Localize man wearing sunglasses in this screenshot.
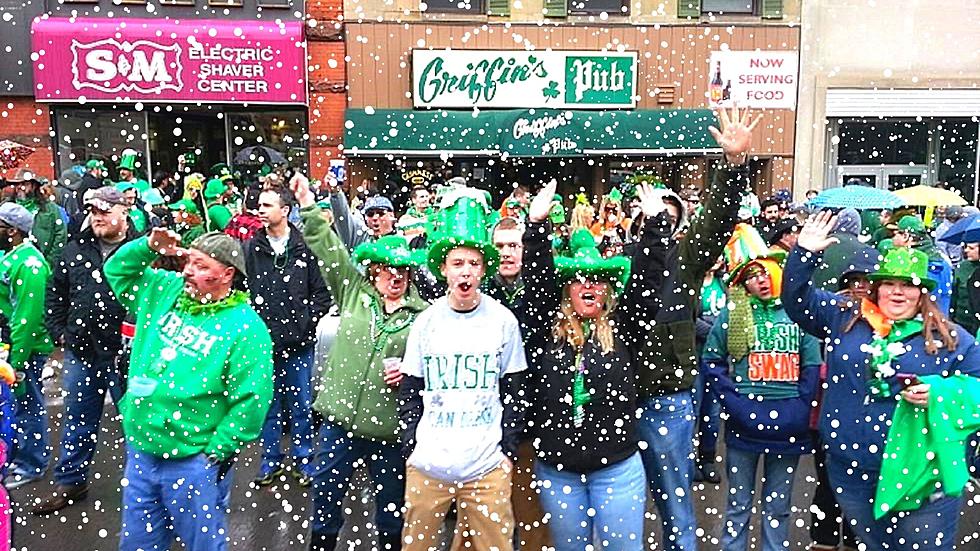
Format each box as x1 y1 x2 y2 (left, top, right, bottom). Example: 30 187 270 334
33 186 137 514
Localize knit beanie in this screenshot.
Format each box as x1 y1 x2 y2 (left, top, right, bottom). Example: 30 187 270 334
190 231 246 274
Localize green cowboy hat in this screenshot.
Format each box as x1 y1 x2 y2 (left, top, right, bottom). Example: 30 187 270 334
85 159 106 171
352 235 425 268
168 198 200 215
203 178 227 200
426 188 499 280
141 188 165 206
868 247 936 291
554 229 631 296
115 181 139 194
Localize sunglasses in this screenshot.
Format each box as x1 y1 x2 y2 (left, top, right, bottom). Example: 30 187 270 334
365 209 390 218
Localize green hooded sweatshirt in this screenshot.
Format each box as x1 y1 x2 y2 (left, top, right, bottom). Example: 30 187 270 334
0 241 53 372
300 205 429 443
875 374 980 518
105 237 274 461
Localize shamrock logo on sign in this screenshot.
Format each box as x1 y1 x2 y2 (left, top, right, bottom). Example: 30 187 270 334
542 81 560 101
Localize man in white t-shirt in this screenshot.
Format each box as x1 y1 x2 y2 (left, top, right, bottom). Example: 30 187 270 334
399 190 527 551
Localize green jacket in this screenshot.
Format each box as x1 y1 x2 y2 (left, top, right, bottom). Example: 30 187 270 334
208 204 233 232
0 241 53 371
23 201 67 267
301 205 428 443
875 374 980 518
952 260 979 335
105 237 274 461
636 164 747 397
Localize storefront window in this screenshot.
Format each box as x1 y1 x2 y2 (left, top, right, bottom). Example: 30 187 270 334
148 107 227 178
837 120 929 165
937 119 979 201
227 110 308 176
53 107 148 178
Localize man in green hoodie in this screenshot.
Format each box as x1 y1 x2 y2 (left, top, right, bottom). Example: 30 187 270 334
105 227 273 551
0 202 54 489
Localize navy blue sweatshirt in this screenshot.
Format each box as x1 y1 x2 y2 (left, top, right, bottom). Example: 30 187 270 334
782 246 980 472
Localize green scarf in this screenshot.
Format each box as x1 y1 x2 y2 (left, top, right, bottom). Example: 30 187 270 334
727 293 780 361
176 290 250 316
864 318 923 400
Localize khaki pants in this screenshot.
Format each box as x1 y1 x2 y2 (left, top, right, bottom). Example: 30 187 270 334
510 442 553 551
403 462 515 551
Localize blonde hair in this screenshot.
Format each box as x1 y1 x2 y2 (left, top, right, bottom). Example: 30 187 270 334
552 285 616 354
570 203 595 232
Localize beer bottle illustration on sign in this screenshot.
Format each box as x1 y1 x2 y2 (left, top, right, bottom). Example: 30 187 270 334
723 80 732 101
710 62 724 104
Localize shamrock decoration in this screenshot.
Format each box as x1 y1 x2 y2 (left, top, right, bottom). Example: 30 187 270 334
542 81 560 100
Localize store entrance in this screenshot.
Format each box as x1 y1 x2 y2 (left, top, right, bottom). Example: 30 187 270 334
148 111 227 179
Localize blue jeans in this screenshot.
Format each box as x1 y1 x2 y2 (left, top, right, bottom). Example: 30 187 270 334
636 392 698 551
722 448 799 551
535 452 646 551
10 354 49 478
827 455 962 550
258 346 315 476
691 371 721 460
119 446 227 551
53 350 122 486
310 420 404 537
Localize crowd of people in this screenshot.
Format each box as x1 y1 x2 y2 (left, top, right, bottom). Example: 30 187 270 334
0 106 977 551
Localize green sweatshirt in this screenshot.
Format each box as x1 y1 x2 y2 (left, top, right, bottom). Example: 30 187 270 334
0 241 53 372
207 204 233 232
105 237 274 461
875 374 980 518
301 205 428 443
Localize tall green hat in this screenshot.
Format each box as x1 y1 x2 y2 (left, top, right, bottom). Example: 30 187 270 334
426 187 500 281
723 223 787 285
203 178 227 200
353 235 425 268
554 229 631 296
118 149 139 171
868 247 936 290
210 163 233 182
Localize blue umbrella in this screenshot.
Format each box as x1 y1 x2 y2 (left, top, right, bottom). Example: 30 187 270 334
807 185 904 210
938 214 980 243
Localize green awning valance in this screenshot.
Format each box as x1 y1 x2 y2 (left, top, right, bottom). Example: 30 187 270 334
344 108 720 157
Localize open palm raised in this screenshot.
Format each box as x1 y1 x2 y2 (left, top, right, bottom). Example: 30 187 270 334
708 105 762 166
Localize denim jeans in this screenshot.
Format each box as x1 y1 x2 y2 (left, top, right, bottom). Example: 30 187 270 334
10 354 50 478
258 346 315 477
119 446 227 551
310 420 405 537
827 455 962 550
721 448 799 551
636 391 698 551
53 350 122 486
691 371 721 461
535 452 646 551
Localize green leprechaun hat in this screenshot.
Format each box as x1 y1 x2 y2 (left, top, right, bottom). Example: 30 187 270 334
353 235 426 268
868 247 936 290
426 187 500 281
118 149 139 171
554 229 631 296
203 178 227 201
723 223 787 286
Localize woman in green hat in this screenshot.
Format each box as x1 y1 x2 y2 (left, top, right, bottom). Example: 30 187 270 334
521 180 672 551
784 211 980 551
203 178 233 231
288 173 429 551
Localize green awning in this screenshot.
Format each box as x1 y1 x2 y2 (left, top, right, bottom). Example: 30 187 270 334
344 108 720 157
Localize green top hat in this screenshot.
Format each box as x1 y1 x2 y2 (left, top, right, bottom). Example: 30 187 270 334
554 229 631 296
426 188 499 281
203 178 227 200
352 235 425 268
168 198 200 215
117 149 139 171
868 247 936 290
210 163 233 181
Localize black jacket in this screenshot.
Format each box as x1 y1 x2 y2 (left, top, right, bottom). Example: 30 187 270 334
45 227 137 362
244 227 332 353
521 215 671 473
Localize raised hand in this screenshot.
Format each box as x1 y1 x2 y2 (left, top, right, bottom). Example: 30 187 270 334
148 227 184 257
289 171 315 209
636 183 667 219
797 210 839 253
708 105 762 166
529 179 559 223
